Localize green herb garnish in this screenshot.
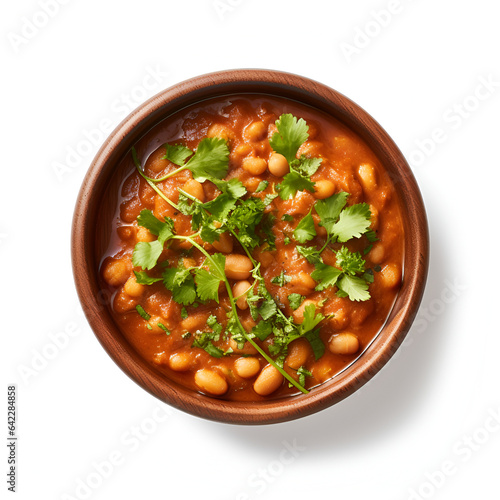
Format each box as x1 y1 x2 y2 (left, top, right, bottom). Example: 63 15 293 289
135 304 151 321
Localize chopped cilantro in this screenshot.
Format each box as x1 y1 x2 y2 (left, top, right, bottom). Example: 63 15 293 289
251 321 273 341
135 305 151 321
180 307 188 320
335 246 366 275
255 180 269 193
157 323 171 335
271 270 292 287
304 329 325 360
311 247 371 301
282 214 294 222
288 293 305 310
365 229 378 242
263 193 278 206
296 366 312 387
297 245 322 265
284 236 291 245
294 156 322 177
181 332 191 339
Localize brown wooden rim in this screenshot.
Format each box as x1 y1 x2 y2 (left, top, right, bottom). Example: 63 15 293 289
71 69 429 425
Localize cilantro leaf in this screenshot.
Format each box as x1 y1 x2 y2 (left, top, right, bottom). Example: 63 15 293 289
295 157 322 177
297 366 312 387
269 114 309 163
184 137 229 182
192 337 226 358
258 297 278 320
311 263 342 291
194 253 226 303
314 192 349 234
271 270 292 287
255 180 269 193
212 178 247 199
162 144 193 166
282 214 294 222
259 213 276 251
263 193 278 206
297 245 322 265
365 229 378 242
252 321 273 341
134 270 162 285
162 266 197 305
201 193 237 221
195 268 222 303
298 304 325 335
204 253 226 281
288 293 305 310
335 246 366 275
132 210 175 270
136 210 174 244
337 275 370 302
331 203 372 242
304 329 325 360
277 171 315 200
293 210 316 243
132 241 164 270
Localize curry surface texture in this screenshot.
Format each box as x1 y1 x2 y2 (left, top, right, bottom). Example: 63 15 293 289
98 95 404 401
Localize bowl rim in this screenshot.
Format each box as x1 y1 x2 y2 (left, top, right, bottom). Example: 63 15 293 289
71 68 429 425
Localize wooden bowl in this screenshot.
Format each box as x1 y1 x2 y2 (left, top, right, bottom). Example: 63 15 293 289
72 69 429 425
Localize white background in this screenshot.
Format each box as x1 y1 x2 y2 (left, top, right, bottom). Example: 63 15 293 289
2 1 499 499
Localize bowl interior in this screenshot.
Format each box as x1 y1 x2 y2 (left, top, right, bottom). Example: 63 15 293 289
72 70 429 424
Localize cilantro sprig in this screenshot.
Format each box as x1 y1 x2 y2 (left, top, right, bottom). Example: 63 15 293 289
291 192 375 301
130 149 313 395
269 114 323 200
